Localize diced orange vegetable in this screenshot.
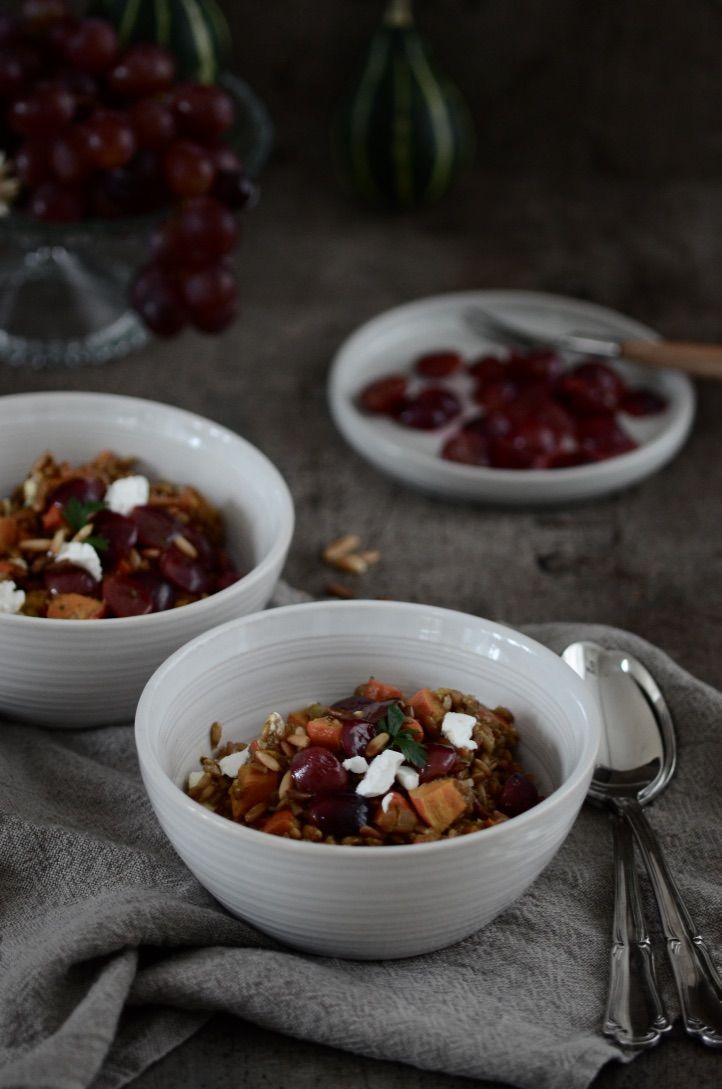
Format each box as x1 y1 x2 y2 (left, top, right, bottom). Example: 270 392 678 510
357 677 403 701
408 688 445 734
0 561 22 578
306 716 343 749
41 506 64 532
403 718 424 741
46 594 106 620
287 710 310 731
230 763 279 820
409 778 468 833
0 515 18 551
261 808 299 837
374 792 419 834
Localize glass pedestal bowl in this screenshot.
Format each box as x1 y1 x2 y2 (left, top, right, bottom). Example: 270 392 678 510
0 74 272 369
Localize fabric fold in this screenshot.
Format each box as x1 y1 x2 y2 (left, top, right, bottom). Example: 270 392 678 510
1 612 720 1089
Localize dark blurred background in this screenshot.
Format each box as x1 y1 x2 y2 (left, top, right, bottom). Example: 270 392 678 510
214 0 721 337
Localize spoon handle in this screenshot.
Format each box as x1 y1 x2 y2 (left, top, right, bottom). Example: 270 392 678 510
604 812 671 1047
622 800 722 1046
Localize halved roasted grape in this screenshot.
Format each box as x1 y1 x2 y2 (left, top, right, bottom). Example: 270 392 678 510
507 349 563 386
497 772 540 817
576 415 638 461
159 545 214 594
131 570 175 612
441 428 490 466
473 376 520 410
341 720 376 758
290 747 348 794
331 697 397 724
91 510 137 569
216 569 241 591
129 504 181 548
467 354 506 386
308 792 370 837
102 572 154 617
48 475 105 510
621 389 667 416
45 563 99 598
176 523 215 567
397 387 461 430
557 361 626 415
419 743 458 783
358 375 408 415
415 350 463 378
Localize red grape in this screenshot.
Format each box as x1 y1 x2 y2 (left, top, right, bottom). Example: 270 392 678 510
64 18 118 75
290 747 348 794
180 265 237 327
172 196 239 266
9 84 75 137
81 109 136 169
129 505 182 549
419 744 458 783
507 349 563 386
48 476 106 509
16 139 52 186
397 386 462 430
45 563 99 598
51 128 93 183
341 720 376 758
90 510 138 570
130 96 176 149
189 293 238 334
467 354 506 385
163 139 214 197
158 545 214 594
107 43 174 99
210 145 243 174
557 361 626 415
102 573 154 617
441 428 490 466
132 571 176 612
308 793 370 837
30 181 85 221
498 772 540 817
21 1 71 32
358 375 408 414
415 350 463 378
172 82 234 140
55 69 98 115
212 168 258 210
576 415 638 461
0 47 41 100
0 16 21 48
131 265 187 337
621 389 667 416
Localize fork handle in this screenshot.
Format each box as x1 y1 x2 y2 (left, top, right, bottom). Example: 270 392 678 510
604 811 670 1047
621 799 722 1046
621 340 722 380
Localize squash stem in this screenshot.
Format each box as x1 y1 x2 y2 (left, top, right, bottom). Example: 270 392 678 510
384 0 414 28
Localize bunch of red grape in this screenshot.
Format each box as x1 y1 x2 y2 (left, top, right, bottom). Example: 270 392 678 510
0 0 257 336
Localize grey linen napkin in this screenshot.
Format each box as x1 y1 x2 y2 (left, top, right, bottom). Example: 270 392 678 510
1 597 721 1089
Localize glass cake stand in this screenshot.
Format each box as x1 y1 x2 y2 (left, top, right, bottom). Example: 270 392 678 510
0 74 273 369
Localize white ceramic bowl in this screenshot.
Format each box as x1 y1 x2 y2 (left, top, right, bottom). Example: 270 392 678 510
0 392 294 727
135 600 601 959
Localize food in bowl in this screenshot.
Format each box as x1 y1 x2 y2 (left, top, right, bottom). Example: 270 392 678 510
186 676 540 845
0 450 240 619
358 347 667 469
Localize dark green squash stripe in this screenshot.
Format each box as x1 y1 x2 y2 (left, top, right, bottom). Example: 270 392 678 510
391 54 415 208
153 0 171 48
117 0 142 46
405 34 455 203
177 0 215 82
348 31 392 204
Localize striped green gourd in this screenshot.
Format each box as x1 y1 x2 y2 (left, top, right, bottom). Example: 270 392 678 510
334 0 475 210
91 0 231 83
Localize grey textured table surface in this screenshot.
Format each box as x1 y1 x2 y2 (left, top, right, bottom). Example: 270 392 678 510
2 127 721 1089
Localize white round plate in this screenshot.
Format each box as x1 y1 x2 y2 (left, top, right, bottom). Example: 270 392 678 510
328 290 696 505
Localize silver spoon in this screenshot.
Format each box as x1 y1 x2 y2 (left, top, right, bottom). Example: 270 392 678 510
563 641 722 1047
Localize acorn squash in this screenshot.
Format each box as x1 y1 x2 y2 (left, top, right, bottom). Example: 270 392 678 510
334 0 475 210
91 0 231 83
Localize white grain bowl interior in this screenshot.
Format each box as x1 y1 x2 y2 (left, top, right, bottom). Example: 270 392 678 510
135 600 601 959
0 392 294 727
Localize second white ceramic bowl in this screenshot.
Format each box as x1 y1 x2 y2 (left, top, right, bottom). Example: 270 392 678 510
0 392 294 727
135 600 601 959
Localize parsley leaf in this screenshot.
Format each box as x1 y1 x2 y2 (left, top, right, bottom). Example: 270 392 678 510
62 497 106 534
376 702 427 769
86 534 109 554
